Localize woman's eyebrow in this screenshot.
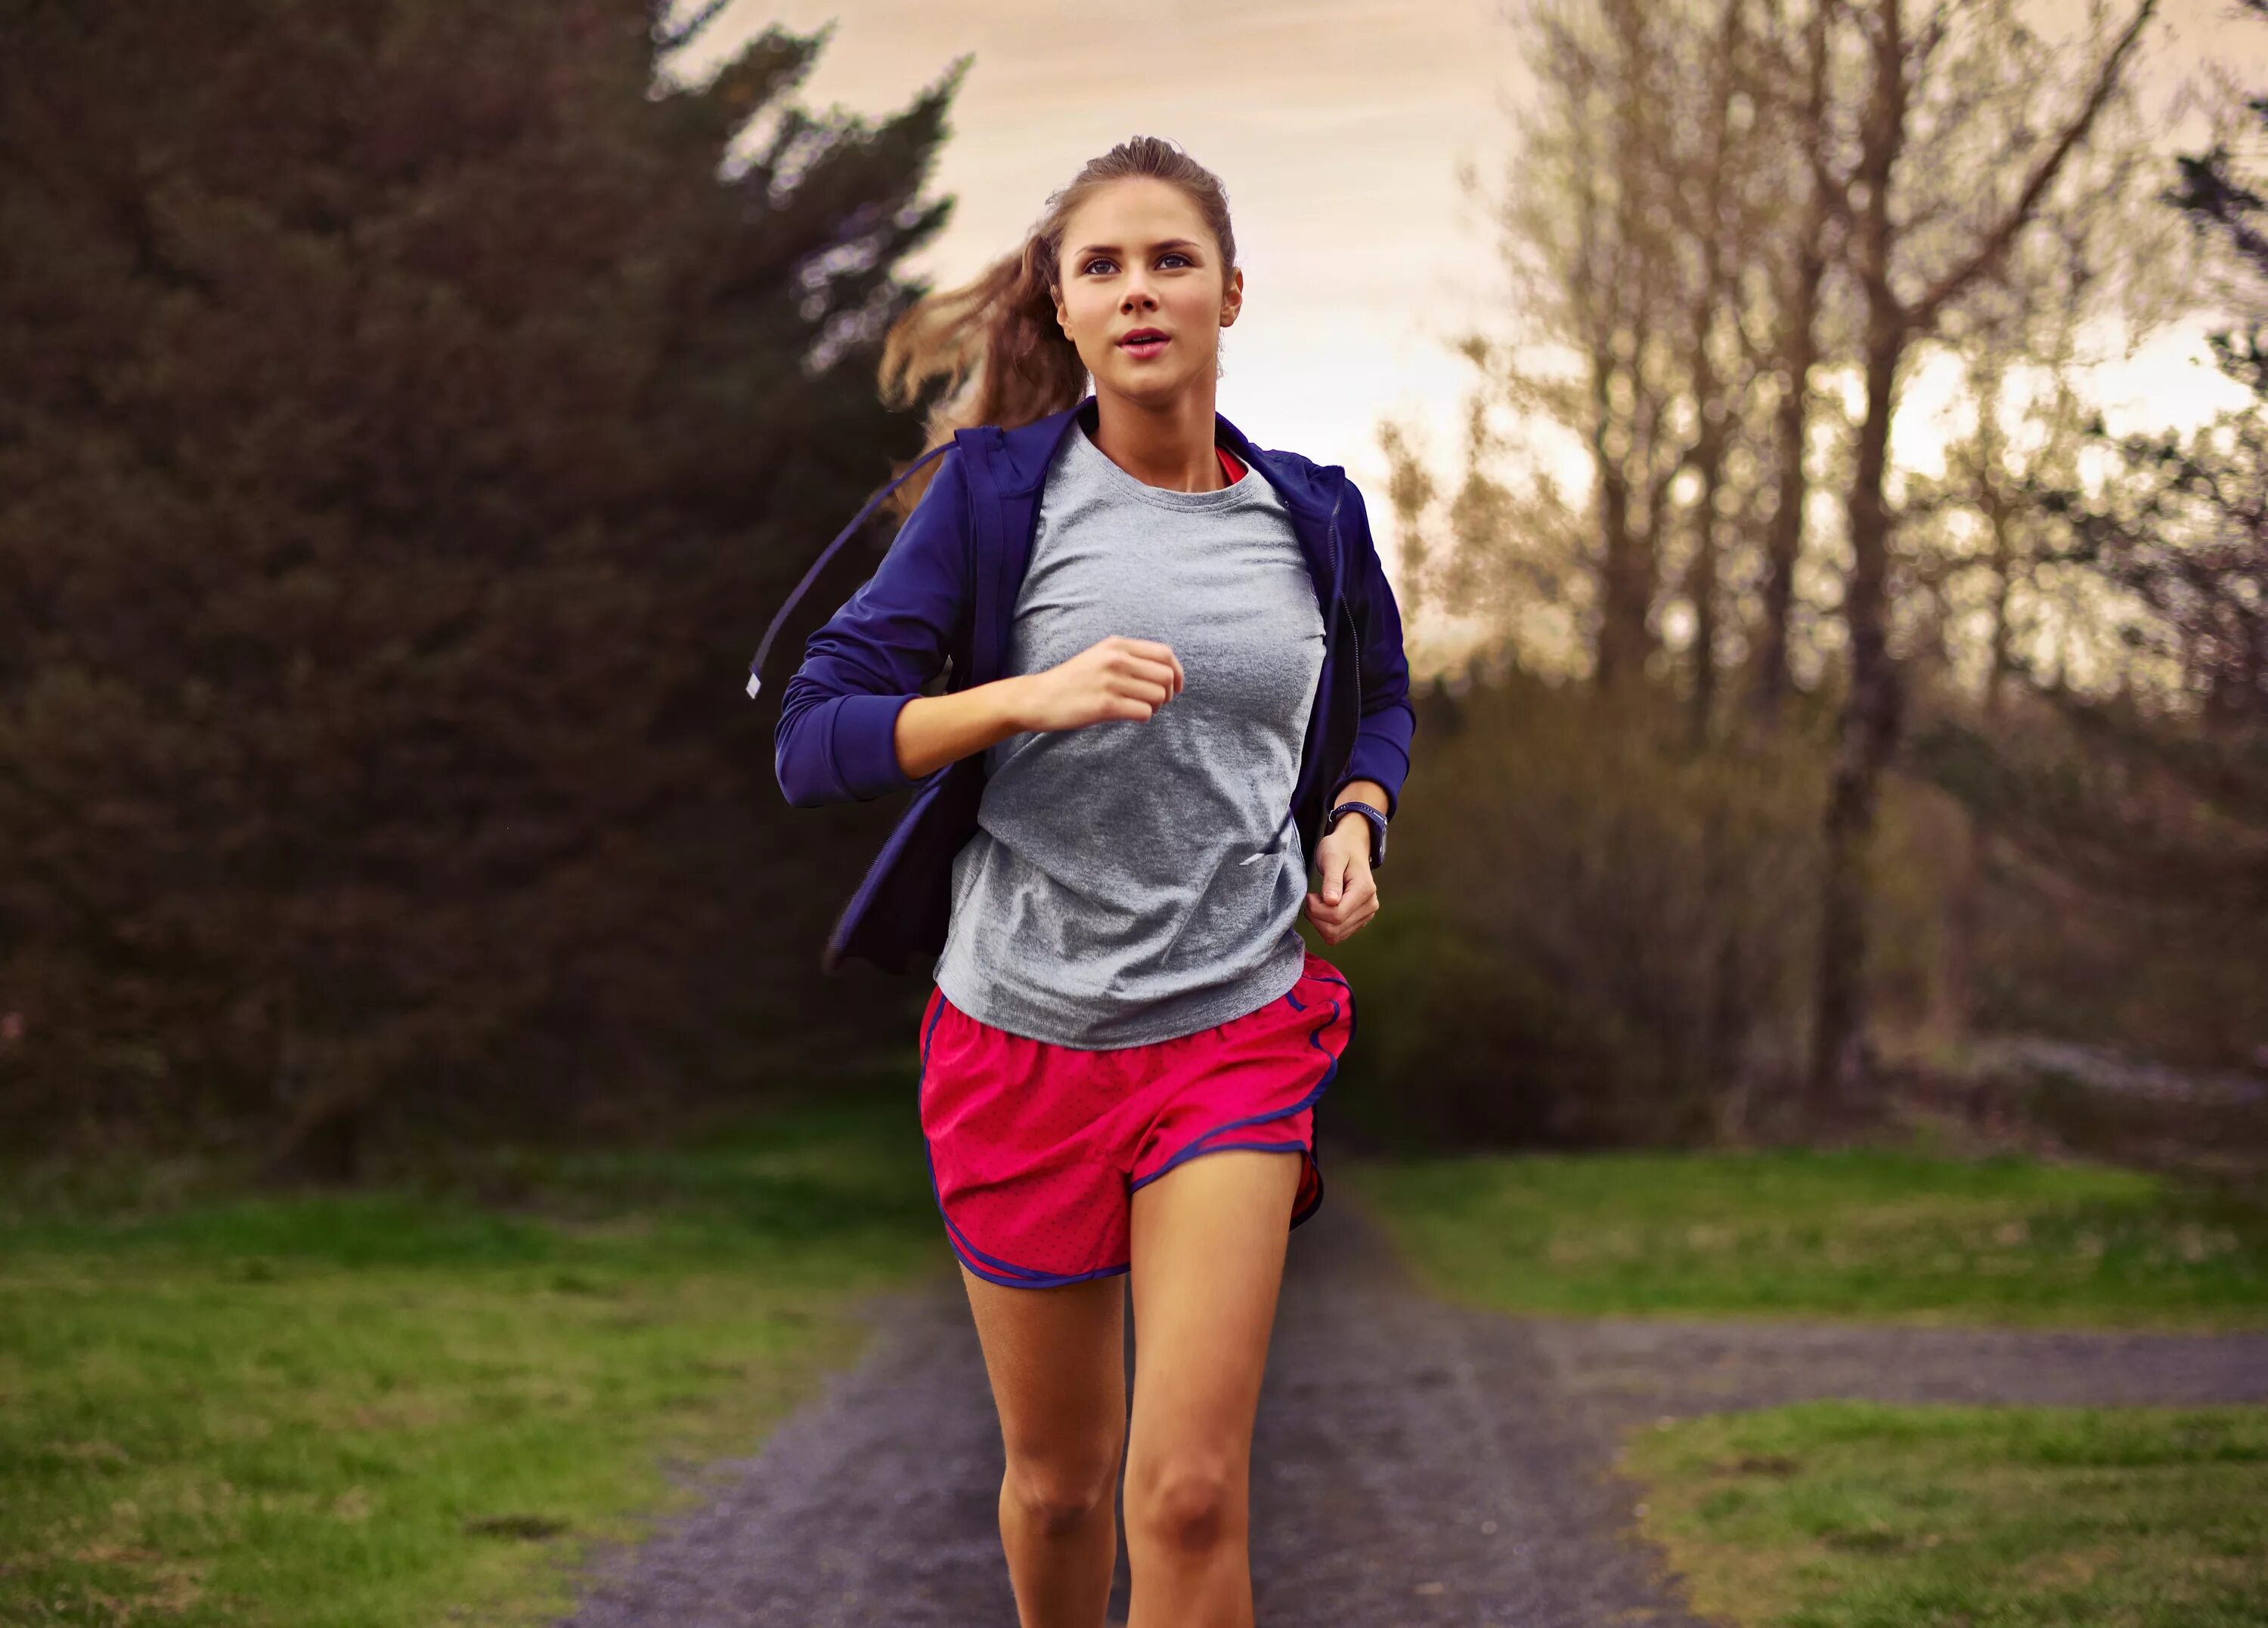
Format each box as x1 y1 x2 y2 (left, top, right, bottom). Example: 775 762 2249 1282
1071 237 1204 257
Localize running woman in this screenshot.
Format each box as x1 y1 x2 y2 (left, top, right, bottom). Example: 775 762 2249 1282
772 135 1414 1628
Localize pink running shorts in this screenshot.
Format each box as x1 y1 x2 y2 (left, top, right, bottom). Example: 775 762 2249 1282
918 946 1356 1289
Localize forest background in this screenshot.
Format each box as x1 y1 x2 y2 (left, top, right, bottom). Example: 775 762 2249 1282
3 0 2264 1179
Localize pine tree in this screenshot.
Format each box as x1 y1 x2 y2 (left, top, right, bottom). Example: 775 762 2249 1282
0 0 965 1166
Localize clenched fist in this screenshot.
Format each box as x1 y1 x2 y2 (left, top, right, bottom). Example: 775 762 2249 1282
1303 813 1380 945
1014 635 1187 733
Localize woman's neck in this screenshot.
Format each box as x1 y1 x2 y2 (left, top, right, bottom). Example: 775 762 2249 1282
1086 388 1228 493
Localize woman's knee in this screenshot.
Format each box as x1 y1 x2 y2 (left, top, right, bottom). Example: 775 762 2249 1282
1003 1442 1123 1536
1124 1453 1238 1552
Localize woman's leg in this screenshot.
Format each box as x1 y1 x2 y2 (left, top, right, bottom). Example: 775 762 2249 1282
958 1264 1129 1628
1121 1147 1304 1628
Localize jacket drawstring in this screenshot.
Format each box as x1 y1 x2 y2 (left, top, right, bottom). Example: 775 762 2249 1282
745 439 956 700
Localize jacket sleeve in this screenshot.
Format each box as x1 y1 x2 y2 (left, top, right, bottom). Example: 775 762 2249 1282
1327 477 1416 820
773 444 973 808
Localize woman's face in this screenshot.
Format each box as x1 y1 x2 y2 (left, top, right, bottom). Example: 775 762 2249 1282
1053 178 1241 403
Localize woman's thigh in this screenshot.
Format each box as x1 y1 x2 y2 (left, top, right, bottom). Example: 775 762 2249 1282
1123 1148 1303 1503
959 1264 1129 1497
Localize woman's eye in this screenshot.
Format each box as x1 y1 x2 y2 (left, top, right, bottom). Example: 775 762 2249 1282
1083 253 1192 274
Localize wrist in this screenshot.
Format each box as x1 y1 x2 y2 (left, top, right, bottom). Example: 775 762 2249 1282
990 674 1036 738
1325 796 1389 870
1330 778 1390 821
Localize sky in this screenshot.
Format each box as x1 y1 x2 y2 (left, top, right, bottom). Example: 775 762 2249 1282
675 0 2268 661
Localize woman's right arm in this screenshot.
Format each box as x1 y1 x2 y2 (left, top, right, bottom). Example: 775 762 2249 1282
894 635 1190 779
789 654 1190 795
774 439 1187 803
891 679 1031 782
773 447 977 808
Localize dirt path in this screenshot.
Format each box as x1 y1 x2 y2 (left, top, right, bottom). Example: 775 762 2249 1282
558 1181 2268 1628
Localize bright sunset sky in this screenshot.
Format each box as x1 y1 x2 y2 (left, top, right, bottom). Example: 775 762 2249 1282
678 0 2266 660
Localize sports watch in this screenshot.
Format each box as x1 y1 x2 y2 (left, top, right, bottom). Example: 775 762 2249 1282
1325 800 1388 871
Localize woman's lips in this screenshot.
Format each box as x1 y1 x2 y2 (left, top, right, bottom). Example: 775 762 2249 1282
1120 335 1170 359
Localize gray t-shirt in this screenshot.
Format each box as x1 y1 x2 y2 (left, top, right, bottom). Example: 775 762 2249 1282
930 419 1325 1048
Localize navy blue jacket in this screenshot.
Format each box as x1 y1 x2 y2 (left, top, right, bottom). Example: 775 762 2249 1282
771 394 1415 975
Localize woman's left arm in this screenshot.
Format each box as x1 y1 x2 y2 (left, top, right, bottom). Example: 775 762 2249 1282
1325 479 1414 820
1308 481 1415 945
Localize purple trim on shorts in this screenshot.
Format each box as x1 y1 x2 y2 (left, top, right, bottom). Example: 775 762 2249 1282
918 972 1351 1289
1127 992 1343 1195
922 1136 1133 1288
1303 965 1355 1050
1148 1139 1311 1186
1284 971 1342 1227
1284 958 1351 1013
919 989 1131 1290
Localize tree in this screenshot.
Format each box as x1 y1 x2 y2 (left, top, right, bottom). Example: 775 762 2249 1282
1964 61 2268 908
1804 0 2158 1110
1441 0 1772 694
0 0 963 1166
1749 0 1850 729
1413 0 1868 721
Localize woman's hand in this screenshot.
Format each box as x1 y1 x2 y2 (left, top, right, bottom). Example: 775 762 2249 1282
1304 811 1380 945
1012 635 1185 733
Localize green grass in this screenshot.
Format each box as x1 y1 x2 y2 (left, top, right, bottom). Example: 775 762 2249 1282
0 1096 947 1627
1341 1147 2268 1327
1622 1401 2268 1626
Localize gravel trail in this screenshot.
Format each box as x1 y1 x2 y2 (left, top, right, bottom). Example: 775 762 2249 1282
559 1181 2268 1627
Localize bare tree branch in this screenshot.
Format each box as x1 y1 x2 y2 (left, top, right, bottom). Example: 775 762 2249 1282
1907 0 2158 333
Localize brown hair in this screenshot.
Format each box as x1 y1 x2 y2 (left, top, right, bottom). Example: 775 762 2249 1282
874 135 1238 521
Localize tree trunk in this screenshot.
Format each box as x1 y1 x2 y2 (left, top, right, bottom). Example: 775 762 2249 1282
1594 388 1656 692
1808 0 1910 1115
1806 0 2154 1109
1752 0 1834 732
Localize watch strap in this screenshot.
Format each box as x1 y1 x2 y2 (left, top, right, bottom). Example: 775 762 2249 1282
1325 800 1388 870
